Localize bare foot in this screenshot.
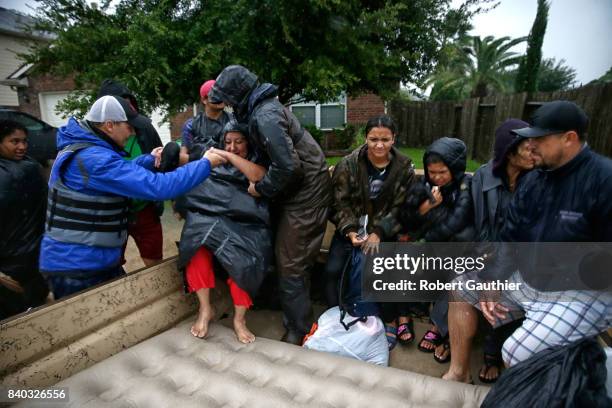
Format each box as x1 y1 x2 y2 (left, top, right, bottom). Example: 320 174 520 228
233 316 255 344
190 306 214 338
442 369 472 383
479 363 500 383
434 342 451 363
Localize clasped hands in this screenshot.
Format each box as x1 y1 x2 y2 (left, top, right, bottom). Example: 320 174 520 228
150 145 227 168
203 147 227 167
206 147 261 198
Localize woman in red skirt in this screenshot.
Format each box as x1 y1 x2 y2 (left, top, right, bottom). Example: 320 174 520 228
179 121 269 343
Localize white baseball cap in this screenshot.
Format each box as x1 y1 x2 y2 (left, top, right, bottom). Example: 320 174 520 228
85 95 150 128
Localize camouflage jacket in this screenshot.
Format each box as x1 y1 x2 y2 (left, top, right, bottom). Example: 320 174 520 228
330 145 415 240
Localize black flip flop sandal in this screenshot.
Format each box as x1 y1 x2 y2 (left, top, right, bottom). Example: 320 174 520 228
397 320 415 345
478 353 502 383
433 339 451 364
418 329 442 353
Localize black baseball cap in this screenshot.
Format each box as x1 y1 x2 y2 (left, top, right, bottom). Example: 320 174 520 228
512 100 588 138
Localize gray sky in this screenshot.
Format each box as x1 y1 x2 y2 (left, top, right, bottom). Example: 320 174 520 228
2 0 611 84
462 0 612 84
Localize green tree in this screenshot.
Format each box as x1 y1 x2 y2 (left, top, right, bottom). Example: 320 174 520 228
536 57 577 91
589 66 612 84
22 0 488 116
515 0 549 92
426 35 525 100
500 57 577 92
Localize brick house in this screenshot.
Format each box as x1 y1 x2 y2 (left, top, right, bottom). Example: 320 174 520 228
346 93 386 124
289 92 385 129
288 93 385 150
4 63 175 144
0 7 49 110
8 69 77 126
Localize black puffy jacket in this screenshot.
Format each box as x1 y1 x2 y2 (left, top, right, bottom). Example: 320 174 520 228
0 156 46 258
98 79 162 154
210 66 331 209
401 137 474 242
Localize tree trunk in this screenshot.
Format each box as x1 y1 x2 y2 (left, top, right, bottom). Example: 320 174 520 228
471 82 488 98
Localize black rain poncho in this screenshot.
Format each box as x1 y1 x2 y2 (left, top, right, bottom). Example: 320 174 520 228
0 156 46 258
176 162 272 297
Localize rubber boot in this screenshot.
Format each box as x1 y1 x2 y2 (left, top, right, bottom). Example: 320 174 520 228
279 274 313 345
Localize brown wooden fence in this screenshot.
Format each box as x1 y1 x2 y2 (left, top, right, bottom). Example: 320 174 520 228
389 82 612 162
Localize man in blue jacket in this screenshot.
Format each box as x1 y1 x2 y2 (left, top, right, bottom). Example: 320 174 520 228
40 95 225 299
444 100 611 382
97 79 166 269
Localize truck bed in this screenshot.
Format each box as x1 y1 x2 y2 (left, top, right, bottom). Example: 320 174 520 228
2 258 490 407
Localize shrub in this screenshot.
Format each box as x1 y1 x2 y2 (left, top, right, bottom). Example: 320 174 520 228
350 126 366 150
327 124 364 150
305 123 365 150
335 124 354 148
304 124 324 146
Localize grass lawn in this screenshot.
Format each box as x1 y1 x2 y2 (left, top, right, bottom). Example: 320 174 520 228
326 146 482 172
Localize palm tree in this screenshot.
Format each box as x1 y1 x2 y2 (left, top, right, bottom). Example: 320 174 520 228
427 35 526 100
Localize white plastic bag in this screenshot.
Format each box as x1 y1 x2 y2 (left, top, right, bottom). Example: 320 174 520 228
303 307 389 366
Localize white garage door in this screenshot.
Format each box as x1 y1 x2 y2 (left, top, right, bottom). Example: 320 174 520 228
150 108 171 145
39 92 70 128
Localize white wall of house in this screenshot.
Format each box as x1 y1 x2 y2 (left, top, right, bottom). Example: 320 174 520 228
151 108 172 146
150 108 171 145
0 34 30 107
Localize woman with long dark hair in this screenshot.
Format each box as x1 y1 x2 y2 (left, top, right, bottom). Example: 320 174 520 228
326 114 417 350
